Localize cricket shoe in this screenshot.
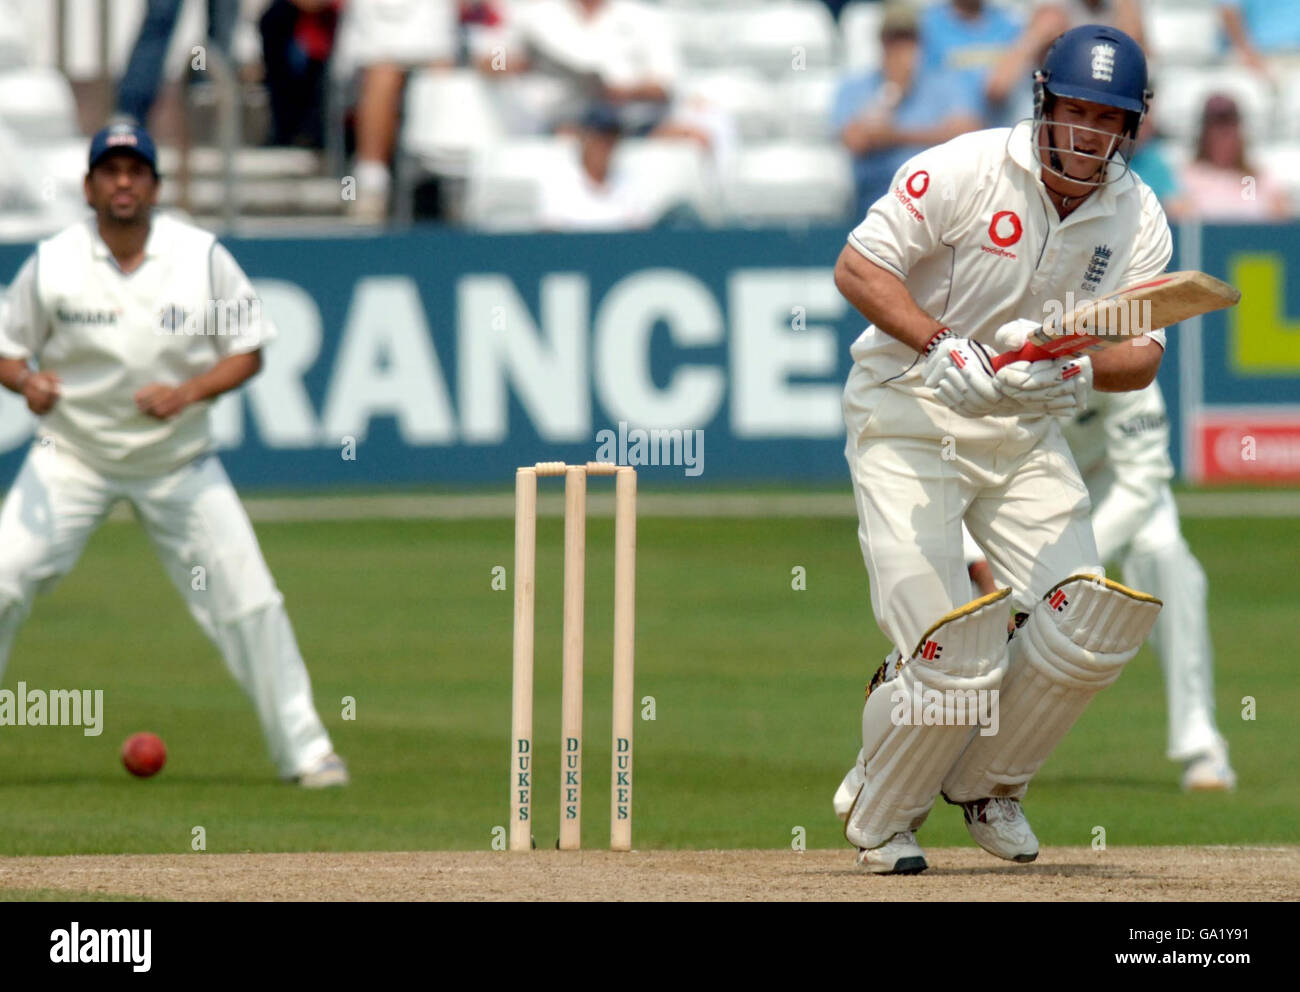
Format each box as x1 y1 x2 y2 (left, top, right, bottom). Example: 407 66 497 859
856 831 928 875
295 752 350 788
1181 744 1236 792
961 797 1038 863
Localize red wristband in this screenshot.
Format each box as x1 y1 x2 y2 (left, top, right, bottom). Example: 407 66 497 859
922 328 955 357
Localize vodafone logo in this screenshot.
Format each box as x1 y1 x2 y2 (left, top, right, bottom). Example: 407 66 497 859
988 211 1023 247
906 171 930 198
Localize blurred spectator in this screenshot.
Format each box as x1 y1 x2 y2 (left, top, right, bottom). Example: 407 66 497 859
1180 94 1287 221
1033 1 1145 50
461 0 506 37
539 104 652 231
345 0 457 222
652 91 740 197
918 0 1023 126
260 0 341 148
481 0 679 136
816 0 854 20
0 120 84 241
117 0 239 125
1219 0 1300 77
832 3 980 220
1128 107 1188 220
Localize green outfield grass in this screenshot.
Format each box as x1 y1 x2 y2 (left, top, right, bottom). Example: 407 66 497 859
0 508 1295 856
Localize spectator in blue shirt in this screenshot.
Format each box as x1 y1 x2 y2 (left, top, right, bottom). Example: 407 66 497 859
1128 108 1189 221
1220 0 1300 77
833 4 981 220
919 0 1037 126
1034 1 1145 50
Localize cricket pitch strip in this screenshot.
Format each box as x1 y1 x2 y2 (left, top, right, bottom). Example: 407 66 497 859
1 847 1295 901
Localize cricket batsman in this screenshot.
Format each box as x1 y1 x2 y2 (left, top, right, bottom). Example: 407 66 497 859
833 25 1168 874
0 123 347 787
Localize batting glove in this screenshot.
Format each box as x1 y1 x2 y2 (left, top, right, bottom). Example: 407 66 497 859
993 355 1092 416
992 317 1041 353
920 329 1003 418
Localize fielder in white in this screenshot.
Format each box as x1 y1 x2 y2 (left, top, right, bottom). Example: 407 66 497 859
964 382 1236 790
0 123 347 787
832 25 1169 874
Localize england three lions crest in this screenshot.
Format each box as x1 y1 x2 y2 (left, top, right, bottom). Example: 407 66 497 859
1091 43 1116 82
1082 245 1112 292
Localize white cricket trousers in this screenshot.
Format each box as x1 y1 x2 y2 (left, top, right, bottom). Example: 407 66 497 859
845 377 1101 657
1086 469 1227 762
0 440 334 777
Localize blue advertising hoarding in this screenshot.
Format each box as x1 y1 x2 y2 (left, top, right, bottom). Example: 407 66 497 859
0 227 862 487
0 222 1294 489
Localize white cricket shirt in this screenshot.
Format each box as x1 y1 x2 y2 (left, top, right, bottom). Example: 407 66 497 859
539 159 652 231
0 213 274 478
505 0 679 88
1063 381 1173 480
1062 381 1174 559
844 121 1173 394
487 0 680 132
962 381 1175 566
344 0 457 67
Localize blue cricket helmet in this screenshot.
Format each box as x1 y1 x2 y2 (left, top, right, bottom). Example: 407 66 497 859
1035 24 1150 130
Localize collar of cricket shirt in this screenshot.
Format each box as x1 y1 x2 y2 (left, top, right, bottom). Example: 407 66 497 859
88 212 166 270
1006 119 1134 222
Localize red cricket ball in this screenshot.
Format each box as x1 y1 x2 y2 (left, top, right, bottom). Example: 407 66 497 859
122 732 167 778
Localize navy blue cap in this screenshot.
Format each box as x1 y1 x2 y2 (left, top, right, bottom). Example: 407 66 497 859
87 122 159 174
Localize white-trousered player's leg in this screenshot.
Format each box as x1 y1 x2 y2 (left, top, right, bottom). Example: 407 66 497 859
842 391 993 870
129 455 334 778
847 428 975 657
950 427 1147 858
943 574 1162 802
842 388 1091 866
0 442 117 680
1121 487 1232 782
844 591 1011 873
964 421 1101 613
833 749 865 822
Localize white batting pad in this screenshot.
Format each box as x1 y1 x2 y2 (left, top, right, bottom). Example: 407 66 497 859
845 588 1011 851
941 574 1162 802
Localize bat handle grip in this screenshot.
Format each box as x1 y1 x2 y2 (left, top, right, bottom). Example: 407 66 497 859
991 341 1055 372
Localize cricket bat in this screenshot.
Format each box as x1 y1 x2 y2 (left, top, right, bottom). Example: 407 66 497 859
990 271 1241 372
